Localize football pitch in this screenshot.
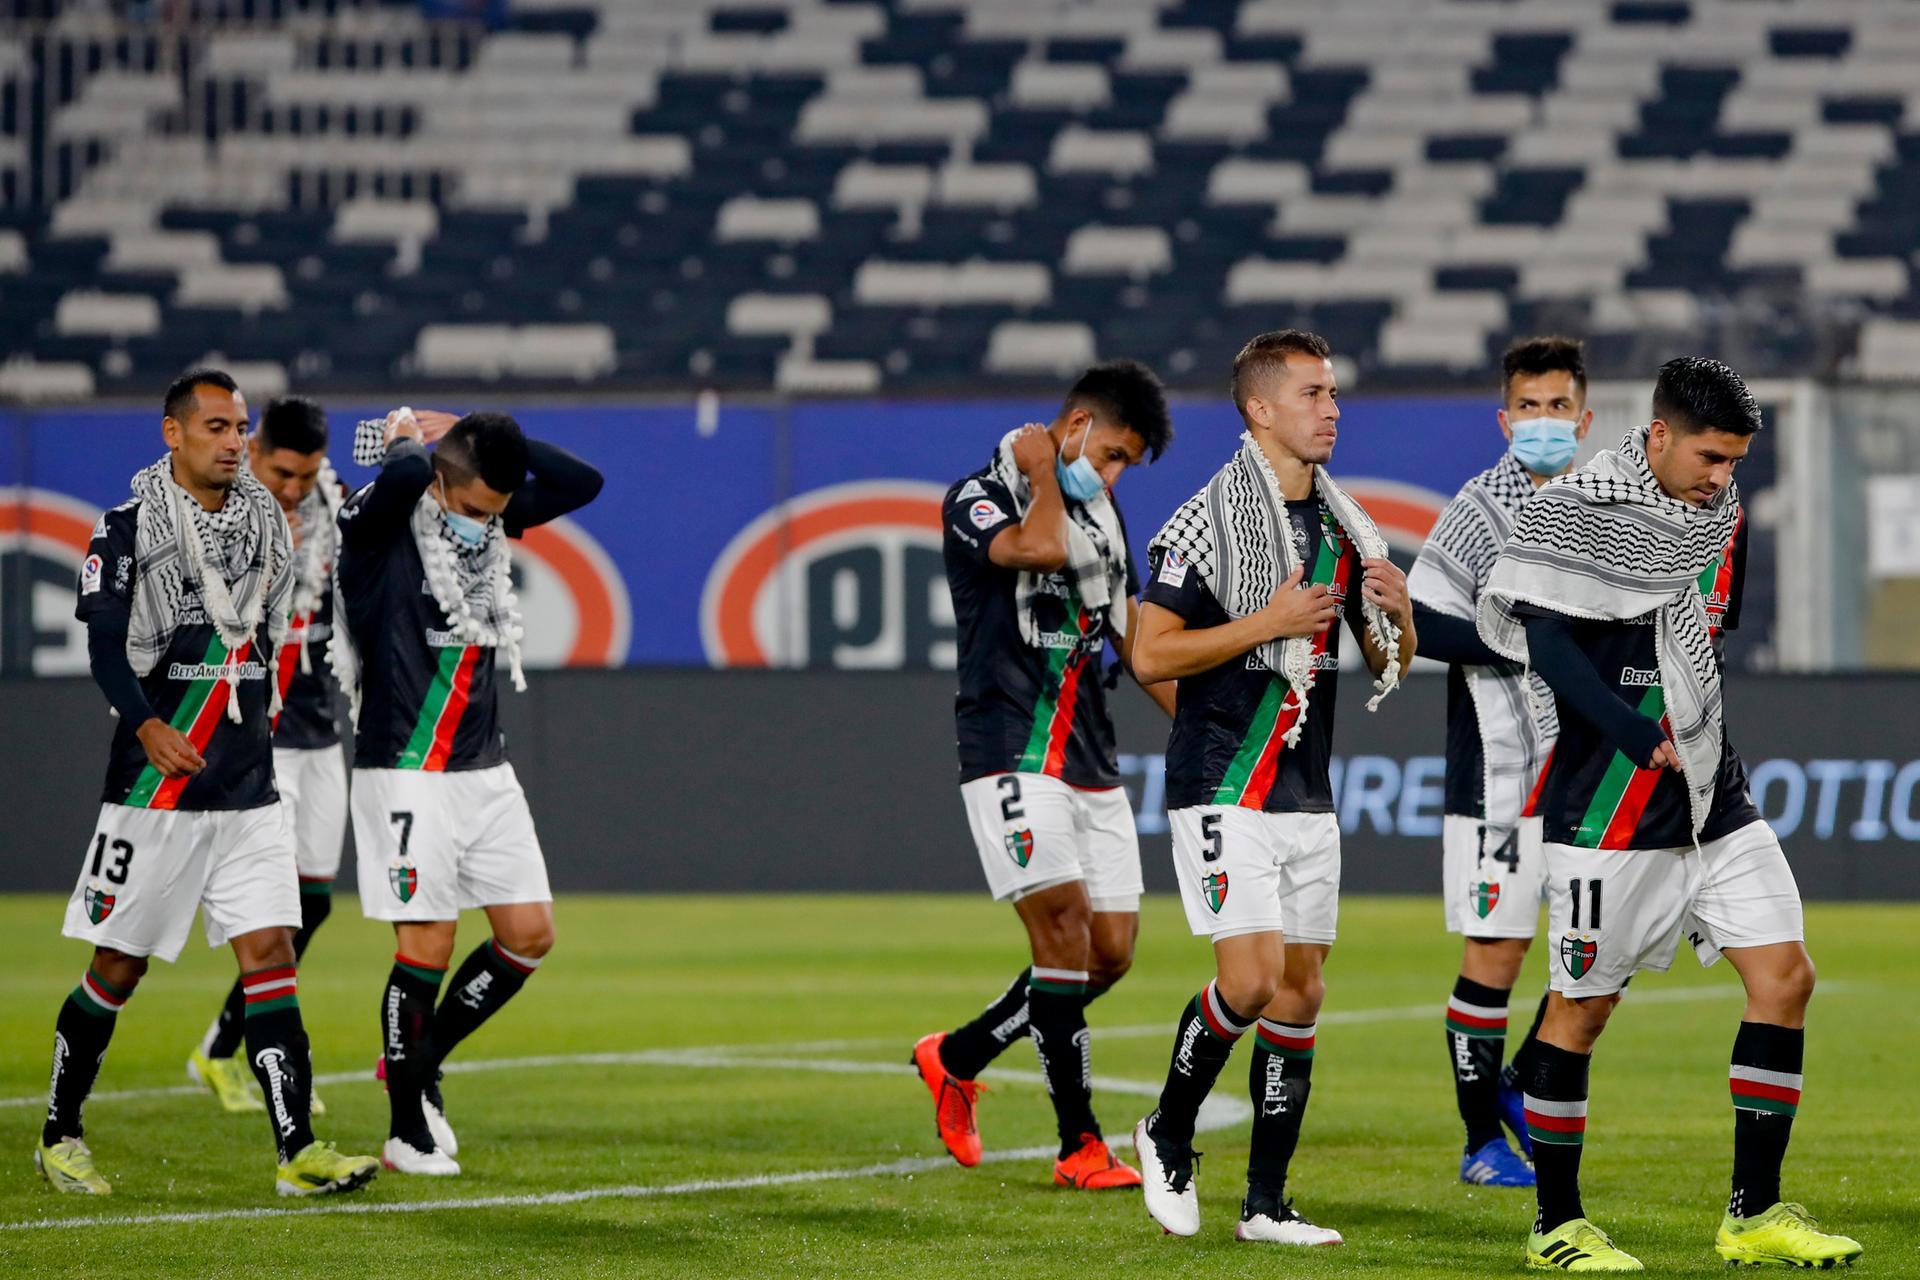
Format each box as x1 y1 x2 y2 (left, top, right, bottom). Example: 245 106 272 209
0 894 1911 1277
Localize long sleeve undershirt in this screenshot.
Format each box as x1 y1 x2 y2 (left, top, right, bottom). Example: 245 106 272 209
1411 602 1506 667
87 610 156 727
1520 608 1668 768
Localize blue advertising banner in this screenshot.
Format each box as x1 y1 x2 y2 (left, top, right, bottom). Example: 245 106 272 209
2 393 1504 673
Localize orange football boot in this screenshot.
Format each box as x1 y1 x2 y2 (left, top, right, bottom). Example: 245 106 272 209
1054 1133 1143 1189
912 1032 984 1167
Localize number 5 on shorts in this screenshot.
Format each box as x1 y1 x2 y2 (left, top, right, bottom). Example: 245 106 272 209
1201 812 1223 862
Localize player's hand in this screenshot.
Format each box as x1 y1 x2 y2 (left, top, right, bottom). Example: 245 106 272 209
136 718 205 778
1359 557 1411 624
1648 740 1683 772
384 407 423 447
1010 423 1057 479
415 410 461 444
1255 566 1338 639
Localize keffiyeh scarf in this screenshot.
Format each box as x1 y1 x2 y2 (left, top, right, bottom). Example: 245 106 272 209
1407 451 1559 845
127 456 292 723
1477 426 1739 837
986 428 1130 648
1150 432 1403 748
286 459 341 675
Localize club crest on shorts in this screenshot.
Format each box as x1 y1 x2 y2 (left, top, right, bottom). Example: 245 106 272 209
83 883 115 925
1560 932 1597 980
389 861 418 904
1202 870 1229 913
1004 829 1034 868
1471 881 1501 919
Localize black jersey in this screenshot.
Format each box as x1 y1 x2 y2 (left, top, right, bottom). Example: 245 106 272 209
944 470 1137 788
77 502 278 811
1441 665 1545 820
272 582 339 749
1143 495 1364 813
338 436 603 773
1529 513 1757 850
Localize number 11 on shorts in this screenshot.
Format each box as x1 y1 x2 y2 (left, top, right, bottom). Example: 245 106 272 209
1568 877 1603 929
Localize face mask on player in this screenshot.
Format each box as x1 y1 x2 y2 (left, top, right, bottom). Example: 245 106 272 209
1055 416 1106 502
1508 416 1581 476
437 479 491 547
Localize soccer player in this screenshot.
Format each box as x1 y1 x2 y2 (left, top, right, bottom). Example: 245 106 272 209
41 368 378 1197
911 360 1174 1190
188 396 346 1116
337 407 601 1176
1407 337 1593 1188
1129 330 1416 1244
1479 357 1862 1272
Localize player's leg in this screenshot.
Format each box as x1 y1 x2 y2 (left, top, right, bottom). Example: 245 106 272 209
431 900 551 1072
1137 805 1284 1237
1690 822 1860 1267
42 806 203 1194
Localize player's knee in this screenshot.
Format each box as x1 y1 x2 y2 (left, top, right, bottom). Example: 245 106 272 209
1090 949 1132 989
500 925 554 961
1216 971 1281 1016
92 947 147 991
1772 952 1815 1010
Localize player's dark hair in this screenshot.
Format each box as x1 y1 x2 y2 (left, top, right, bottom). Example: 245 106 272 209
1063 359 1172 462
163 367 239 423
1652 356 1762 437
437 411 530 494
1231 329 1334 420
1502 335 1587 400
256 395 329 455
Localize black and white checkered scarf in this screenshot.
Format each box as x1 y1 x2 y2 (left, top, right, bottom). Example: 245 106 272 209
127 455 292 722
1150 432 1402 748
285 459 340 674
1408 451 1559 843
1478 426 1739 837
985 428 1129 648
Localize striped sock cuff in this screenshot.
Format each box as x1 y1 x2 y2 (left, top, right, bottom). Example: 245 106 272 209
1523 1093 1588 1146
488 939 542 976
1254 1018 1317 1058
296 875 334 896
72 967 130 1017
1445 995 1510 1039
1195 980 1256 1043
241 965 299 1017
393 953 448 987
1030 966 1090 997
1730 1065 1803 1117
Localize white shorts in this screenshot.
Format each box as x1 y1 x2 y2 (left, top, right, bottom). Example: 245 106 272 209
1544 819 1805 997
61 803 300 963
352 764 551 922
1169 807 1340 943
959 773 1143 912
274 745 348 884
1442 814 1548 939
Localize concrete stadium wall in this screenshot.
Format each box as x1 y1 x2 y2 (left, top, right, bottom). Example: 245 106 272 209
2 672 1917 899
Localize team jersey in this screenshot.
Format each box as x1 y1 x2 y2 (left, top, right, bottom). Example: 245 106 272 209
272 581 339 749
944 469 1137 789
1143 495 1364 814
1442 664 1543 819
77 502 278 811
1528 512 1757 850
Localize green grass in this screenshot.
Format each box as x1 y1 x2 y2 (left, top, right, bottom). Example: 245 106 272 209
0 895 1912 1277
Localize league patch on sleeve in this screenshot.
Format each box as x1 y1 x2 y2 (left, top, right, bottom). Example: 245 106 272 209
1157 550 1190 588
955 479 987 501
80 553 103 594
969 500 1005 530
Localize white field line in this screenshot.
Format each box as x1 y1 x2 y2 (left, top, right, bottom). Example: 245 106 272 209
0 979 1853 1112
0 1058 1248 1233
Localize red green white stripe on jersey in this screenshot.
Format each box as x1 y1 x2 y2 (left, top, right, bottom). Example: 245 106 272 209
271 623 305 730
397 643 481 771
1572 686 1669 849
1445 996 1508 1039
124 635 250 811
241 965 299 1017
1195 979 1254 1043
1211 519 1355 808
1015 600 1092 778
1523 1094 1588 1146
1730 1065 1802 1116
72 968 130 1018
1700 513 1743 638
1255 1019 1316 1059
1030 966 1089 997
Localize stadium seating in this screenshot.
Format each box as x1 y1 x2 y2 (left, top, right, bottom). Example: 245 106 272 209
2 0 1918 394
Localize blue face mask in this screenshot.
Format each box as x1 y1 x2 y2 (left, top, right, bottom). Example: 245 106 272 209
1509 416 1581 476
443 509 488 547
1055 418 1107 502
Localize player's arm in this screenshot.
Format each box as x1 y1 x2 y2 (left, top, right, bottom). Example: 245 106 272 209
1350 555 1417 681
502 439 605 537
986 425 1068 573
1519 606 1677 772
1131 565 1334 684
76 512 202 777
1116 596 1176 717
338 414 433 549
1411 602 1505 666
